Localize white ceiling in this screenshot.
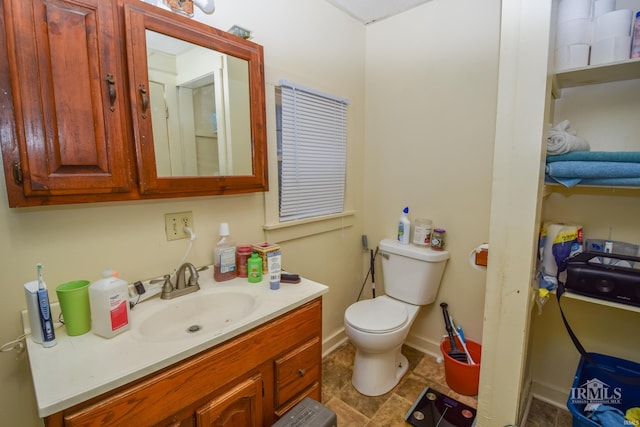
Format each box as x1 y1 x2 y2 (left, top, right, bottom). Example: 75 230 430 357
326 0 431 25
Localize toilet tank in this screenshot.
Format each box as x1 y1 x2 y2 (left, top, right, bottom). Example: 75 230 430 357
379 239 449 305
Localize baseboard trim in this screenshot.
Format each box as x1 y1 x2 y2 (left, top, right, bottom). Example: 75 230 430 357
404 333 442 359
322 327 348 358
321 329 444 360
531 380 570 409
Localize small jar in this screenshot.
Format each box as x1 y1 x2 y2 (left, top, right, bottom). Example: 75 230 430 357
431 228 446 251
235 245 252 278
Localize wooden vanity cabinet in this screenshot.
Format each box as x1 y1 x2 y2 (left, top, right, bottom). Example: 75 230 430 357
1 0 133 206
44 298 322 427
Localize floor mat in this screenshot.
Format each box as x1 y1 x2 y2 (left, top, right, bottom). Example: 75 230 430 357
405 387 476 427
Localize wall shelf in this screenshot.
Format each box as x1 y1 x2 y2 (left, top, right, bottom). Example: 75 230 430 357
552 58 640 99
562 290 640 314
544 183 640 196
554 58 640 91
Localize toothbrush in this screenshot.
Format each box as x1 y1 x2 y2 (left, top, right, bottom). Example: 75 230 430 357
450 315 475 365
456 325 475 365
36 264 56 347
449 315 474 364
37 263 45 290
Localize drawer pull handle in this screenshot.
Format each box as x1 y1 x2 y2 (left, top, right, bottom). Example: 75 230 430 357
297 368 306 377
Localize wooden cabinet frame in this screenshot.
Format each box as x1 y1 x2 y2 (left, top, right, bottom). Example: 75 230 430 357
0 0 268 207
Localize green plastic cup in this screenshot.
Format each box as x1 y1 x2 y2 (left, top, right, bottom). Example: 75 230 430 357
56 280 91 336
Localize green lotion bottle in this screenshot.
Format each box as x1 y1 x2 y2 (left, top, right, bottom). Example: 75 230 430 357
247 251 262 283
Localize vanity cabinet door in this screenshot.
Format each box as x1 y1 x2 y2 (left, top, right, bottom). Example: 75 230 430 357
195 374 263 427
1 0 131 206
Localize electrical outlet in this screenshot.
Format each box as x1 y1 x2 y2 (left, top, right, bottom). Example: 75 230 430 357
165 212 194 241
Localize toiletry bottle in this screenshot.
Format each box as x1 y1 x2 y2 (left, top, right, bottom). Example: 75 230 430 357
632 11 640 58
236 245 252 278
247 250 262 283
214 223 237 281
398 207 411 244
35 264 56 347
267 249 282 290
89 269 130 338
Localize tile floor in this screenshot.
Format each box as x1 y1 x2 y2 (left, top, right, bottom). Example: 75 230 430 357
321 342 572 427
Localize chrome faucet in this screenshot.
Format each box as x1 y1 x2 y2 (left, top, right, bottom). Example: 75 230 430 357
160 263 200 299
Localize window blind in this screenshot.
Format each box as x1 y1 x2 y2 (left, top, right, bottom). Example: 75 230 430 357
277 80 349 222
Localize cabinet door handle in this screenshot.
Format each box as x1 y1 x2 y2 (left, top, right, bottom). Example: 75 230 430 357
297 368 306 377
139 84 149 119
12 161 23 185
106 74 116 112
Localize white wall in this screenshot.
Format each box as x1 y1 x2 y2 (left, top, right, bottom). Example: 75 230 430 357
0 1 365 425
363 0 500 354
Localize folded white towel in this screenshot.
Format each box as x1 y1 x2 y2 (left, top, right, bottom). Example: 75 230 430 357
547 120 590 155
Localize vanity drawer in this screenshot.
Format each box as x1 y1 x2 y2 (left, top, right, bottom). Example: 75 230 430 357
274 336 321 407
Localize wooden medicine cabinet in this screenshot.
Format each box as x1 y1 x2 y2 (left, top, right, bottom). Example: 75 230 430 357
0 0 268 207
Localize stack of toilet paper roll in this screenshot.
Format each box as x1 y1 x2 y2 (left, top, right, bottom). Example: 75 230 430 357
555 0 593 71
555 0 637 71
591 5 634 65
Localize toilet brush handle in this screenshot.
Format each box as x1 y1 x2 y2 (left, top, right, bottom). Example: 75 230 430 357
440 302 457 349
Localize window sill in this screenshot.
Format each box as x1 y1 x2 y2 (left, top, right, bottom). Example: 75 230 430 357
263 210 356 243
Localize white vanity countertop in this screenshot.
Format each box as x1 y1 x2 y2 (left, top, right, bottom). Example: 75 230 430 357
24 273 328 418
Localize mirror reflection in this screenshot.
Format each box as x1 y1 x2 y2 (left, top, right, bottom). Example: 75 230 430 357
146 30 252 177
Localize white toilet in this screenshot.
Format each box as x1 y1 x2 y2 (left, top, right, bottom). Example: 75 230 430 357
344 238 449 396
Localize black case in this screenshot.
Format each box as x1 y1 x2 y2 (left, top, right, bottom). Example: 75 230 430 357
565 251 640 307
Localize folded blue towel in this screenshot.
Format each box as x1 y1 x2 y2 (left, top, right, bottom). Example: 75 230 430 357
545 175 640 187
547 151 640 163
546 161 640 179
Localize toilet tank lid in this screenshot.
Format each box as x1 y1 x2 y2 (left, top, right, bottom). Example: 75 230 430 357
379 239 449 262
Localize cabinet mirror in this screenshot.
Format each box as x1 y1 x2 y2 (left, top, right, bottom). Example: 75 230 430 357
124 0 268 195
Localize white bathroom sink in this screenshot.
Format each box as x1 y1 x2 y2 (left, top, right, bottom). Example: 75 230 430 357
133 290 259 341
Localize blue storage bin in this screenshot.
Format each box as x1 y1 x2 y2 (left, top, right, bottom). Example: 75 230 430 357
567 353 640 427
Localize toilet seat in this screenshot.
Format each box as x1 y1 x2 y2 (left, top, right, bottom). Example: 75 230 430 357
345 298 407 333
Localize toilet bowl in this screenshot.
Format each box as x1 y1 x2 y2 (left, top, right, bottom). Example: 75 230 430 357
344 239 449 396
345 296 420 395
